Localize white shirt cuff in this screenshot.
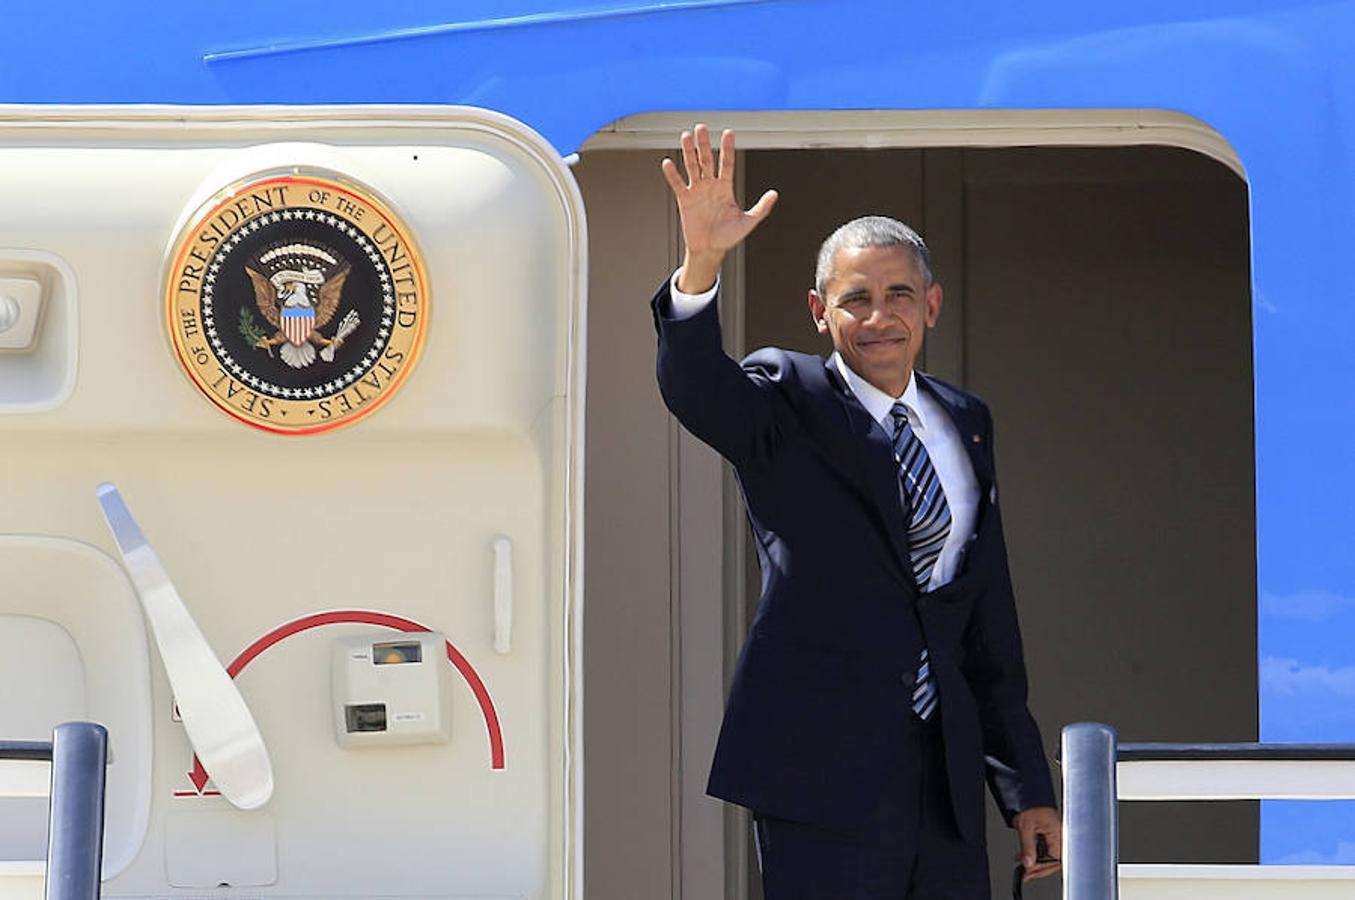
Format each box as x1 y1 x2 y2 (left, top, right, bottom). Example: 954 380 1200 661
668 269 719 319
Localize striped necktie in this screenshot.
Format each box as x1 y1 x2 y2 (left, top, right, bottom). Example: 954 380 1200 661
891 401 950 720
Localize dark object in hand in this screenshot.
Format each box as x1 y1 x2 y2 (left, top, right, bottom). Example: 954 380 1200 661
1011 834 1060 899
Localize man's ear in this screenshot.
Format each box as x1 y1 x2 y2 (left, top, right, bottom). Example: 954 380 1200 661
808 289 829 335
924 281 944 328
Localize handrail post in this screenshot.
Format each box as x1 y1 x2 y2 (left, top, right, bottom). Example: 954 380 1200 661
1062 723 1118 900
44 722 108 900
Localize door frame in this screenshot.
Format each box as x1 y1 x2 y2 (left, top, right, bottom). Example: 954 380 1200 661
579 108 1244 900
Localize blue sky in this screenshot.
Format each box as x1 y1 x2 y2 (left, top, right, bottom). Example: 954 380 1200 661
1260 587 1355 863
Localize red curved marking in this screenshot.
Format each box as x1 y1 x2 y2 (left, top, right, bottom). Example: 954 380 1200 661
219 609 505 769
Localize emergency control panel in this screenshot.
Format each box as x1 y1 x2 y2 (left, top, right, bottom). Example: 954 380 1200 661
331 632 452 748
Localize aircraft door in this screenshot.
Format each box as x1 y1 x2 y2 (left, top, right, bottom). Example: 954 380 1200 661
0 106 585 900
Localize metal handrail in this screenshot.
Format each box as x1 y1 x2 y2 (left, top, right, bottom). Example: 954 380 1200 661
1059 723 1355 900
0 722 109 900
1062 723 1119 900
0 741 57 762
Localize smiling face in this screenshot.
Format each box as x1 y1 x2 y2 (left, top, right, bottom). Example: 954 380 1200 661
808 244 944 397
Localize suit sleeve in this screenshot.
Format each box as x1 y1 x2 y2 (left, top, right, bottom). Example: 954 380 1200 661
652 279 796 468
960 405 1058 825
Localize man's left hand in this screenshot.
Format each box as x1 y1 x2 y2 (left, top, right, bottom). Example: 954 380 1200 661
1012 806 1061 882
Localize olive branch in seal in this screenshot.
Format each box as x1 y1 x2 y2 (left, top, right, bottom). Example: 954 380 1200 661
238 307 273 358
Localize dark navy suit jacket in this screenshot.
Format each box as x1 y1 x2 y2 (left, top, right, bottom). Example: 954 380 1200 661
652 281 1056 846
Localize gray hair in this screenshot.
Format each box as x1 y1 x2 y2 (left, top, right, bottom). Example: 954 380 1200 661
814 216 933 295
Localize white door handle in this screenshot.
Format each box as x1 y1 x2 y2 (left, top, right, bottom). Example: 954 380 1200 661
493 536 513 655
97 484 274 810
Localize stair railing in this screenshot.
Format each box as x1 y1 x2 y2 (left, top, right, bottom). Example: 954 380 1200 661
1061 722 1355 900
0 722 109 900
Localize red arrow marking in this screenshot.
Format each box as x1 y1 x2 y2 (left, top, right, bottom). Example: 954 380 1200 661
188 756 210 792
185 609 506 792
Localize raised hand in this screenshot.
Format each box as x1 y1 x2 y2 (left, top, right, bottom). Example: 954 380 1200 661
661 124 778 293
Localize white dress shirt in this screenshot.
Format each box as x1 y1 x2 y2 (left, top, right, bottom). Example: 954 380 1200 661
668 269 981 590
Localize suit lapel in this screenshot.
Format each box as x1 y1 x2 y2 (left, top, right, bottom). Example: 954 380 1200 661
813 358 917 592
804 360 999 592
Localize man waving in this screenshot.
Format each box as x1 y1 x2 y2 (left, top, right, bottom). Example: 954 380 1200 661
652 124 1061 898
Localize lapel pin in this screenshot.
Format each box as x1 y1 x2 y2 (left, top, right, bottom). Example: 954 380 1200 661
971 434 981 443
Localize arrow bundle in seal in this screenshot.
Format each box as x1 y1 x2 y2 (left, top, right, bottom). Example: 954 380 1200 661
96 483 274 810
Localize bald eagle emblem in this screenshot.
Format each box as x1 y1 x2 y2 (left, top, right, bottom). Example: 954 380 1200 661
241 242 360 369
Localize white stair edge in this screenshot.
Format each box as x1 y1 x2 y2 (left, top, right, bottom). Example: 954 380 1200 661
1119 760 1355 800
0 761 49 798
1123 864 1355 879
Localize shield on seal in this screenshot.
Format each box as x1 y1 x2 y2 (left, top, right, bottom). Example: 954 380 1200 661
281 306 315 346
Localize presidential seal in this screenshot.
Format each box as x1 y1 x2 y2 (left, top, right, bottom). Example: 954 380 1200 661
166 171 428 434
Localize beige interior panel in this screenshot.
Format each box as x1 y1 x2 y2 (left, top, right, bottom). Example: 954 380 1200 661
575 148 735 900
575 149 682 900
961 145 1256 874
